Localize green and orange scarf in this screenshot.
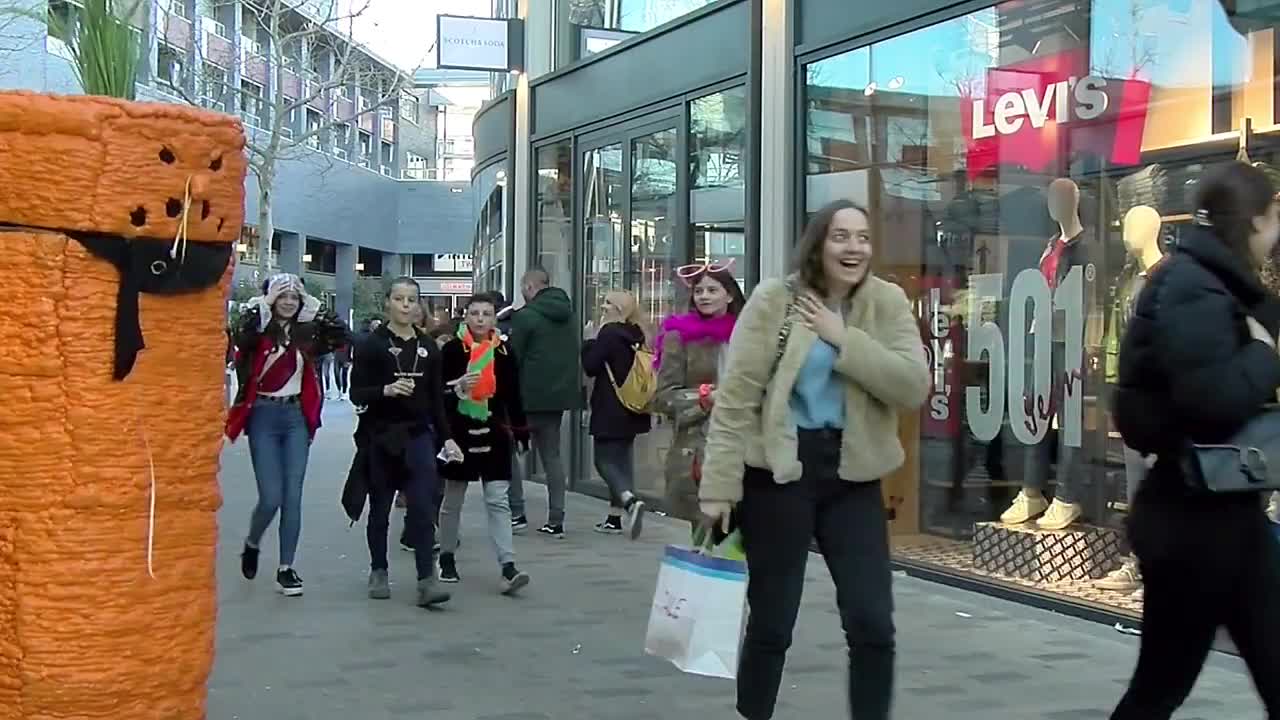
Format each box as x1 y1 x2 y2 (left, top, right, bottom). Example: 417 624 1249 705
457 324 498 421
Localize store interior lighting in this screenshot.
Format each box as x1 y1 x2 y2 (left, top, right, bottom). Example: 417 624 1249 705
302 253 312 263
355 262 365 271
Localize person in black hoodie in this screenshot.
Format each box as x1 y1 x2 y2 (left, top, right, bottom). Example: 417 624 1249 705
1111 161 1280 719
347 277 463 609
581 289 651 538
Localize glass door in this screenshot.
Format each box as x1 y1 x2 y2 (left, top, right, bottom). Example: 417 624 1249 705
573 116 682 507
628 125 679 499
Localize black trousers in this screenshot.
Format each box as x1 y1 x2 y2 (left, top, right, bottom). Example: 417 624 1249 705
1112 497 1280 719
366 432 439 580
737 429 895 720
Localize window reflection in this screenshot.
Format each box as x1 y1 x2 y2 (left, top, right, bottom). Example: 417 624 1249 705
630 128 679 325
583 143 625 320
803 0 1280 615
534 141 575 290
471 163 505 293
690 86 747 289
563 0 720 57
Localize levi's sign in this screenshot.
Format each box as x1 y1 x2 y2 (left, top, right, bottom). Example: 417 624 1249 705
970 75 1109 139
961 49 1151 178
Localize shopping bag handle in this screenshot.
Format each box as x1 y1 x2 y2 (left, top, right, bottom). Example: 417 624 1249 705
689 522 718 556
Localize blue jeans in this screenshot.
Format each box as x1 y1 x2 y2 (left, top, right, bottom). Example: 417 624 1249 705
246 399 310 567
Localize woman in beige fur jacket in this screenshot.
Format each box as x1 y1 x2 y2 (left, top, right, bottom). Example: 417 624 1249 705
700 199 929 720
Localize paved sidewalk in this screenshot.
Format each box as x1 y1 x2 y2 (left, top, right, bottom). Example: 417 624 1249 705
209 404 1263 720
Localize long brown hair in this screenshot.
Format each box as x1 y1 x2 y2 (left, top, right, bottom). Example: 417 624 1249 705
794 199 871 295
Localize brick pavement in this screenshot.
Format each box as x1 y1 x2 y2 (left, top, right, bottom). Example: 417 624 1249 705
208 403 1263 720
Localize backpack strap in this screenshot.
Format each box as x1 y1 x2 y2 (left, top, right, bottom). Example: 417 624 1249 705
604 343 640 389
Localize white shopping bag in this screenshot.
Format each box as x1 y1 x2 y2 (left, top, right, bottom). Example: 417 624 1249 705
644 544 747 679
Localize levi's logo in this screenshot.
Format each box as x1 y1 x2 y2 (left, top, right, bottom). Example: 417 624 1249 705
960 48 1151 179
971 75 1110 139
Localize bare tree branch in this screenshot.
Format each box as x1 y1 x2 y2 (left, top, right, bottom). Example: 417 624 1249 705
153 0 420 268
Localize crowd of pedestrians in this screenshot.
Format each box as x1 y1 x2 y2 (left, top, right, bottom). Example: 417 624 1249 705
217 165 1280 719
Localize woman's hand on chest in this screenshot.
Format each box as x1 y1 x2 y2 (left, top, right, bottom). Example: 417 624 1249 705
795 293 845 349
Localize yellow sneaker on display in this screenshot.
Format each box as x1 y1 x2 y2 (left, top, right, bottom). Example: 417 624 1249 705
1096 555 1142 592
999 491 1049 525
1035 499 1083 530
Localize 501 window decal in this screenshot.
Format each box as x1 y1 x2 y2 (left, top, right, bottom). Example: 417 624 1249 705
964 266 1084 447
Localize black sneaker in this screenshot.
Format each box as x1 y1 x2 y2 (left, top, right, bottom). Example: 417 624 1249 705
623 499 646 541
241 543 260 580
536 523 565 539
276 568 304 597
399 529 415 553
439 553 460 584
594 516 623 535
501 562 530 596
512 515 529 534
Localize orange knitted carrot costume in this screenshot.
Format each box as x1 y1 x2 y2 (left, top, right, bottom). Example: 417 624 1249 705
0 92 244 719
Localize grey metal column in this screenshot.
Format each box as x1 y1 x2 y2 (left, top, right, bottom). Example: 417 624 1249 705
757 0 795 282
336 244 356 325
278 231 304 275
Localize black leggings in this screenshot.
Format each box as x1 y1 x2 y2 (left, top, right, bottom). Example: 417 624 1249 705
593 437 635 509
1112 500 1280 718
736 429 894 720
366 433 439 580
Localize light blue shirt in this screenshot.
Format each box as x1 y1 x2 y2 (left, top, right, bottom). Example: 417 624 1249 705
790 339 845 430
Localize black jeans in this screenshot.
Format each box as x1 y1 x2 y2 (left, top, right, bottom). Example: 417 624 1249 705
594 437 636 509
366 432 439 580
737 429 895 720
1112 498 1280 718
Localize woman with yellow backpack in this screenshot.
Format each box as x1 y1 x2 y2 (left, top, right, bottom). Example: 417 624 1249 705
582 290 653 539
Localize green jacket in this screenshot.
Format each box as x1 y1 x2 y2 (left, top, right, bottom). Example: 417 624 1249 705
509 287 584 413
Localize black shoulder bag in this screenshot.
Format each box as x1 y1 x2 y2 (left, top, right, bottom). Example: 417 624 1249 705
1182 405 1280 493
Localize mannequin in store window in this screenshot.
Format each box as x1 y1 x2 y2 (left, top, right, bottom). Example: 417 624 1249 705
1097 205 1164 596
1000 178 1096 530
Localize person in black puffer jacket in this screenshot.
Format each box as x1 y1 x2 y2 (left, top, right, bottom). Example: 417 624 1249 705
1111 161 1280 719
582 289 652 538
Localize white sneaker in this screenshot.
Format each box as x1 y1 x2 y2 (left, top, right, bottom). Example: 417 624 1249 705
1000 491 1049 525
1096 555 1142 592
1035 499 1083 531
623 500 646 541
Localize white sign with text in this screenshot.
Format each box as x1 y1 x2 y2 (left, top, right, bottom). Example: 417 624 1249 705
437 15 510 71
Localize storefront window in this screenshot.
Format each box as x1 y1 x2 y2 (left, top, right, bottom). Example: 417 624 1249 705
804 0 1280 618
582 143 625 322
534 141 574 290
562 0 719 57
630 127 678 325
471 162 506 294
690 86 747 289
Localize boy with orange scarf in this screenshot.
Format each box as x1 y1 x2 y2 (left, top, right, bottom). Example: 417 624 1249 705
437 293 532 594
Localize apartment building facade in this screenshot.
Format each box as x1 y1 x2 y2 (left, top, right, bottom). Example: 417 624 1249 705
14 0 481 322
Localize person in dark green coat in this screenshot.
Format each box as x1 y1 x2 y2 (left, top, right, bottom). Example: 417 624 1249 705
507 267 584 537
